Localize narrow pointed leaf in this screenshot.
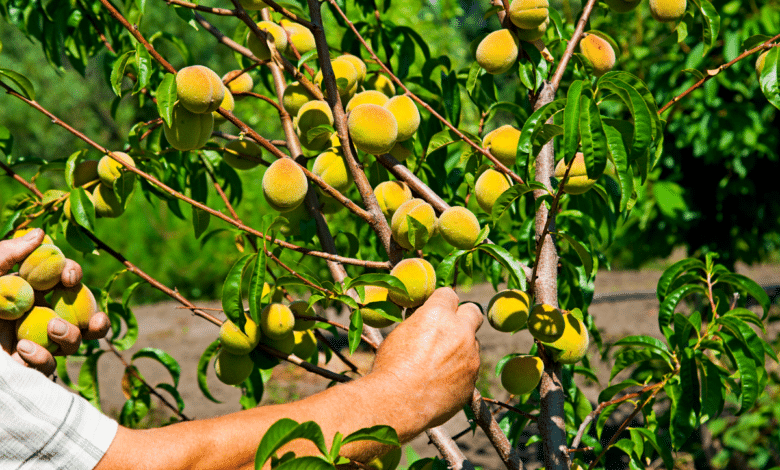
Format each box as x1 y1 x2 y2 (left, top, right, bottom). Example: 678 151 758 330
221 254 252 324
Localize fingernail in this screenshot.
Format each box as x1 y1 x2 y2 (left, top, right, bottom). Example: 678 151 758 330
51 319 68 336
21 228 41 240
66 269 77 285
17 340 34 354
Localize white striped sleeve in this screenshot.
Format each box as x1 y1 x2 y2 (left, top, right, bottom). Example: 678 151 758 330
0 349 118 470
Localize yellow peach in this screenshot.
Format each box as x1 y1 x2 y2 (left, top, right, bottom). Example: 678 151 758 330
295 100 334 151
260 303 295 340
486 289 530 332
219 316 261 355
358 285 401 328
346 90 390 113
222 70 254 95
347 103 398 155
12 229 53 245
391 198 436 250
175 65 225 114
92 183 124 218
262 158 308 212
383 95 420 142
374 180 413 218
474 168 511 214
483 125 521 168
437 206 481 250
508 0 549 29
649 0 686 22
246 21 288 61
283 81 316 117
280 19 316 56
16 306 60 353
527 303 565 343
544 313 589 364
387 258 437 308
50 283 98 330
97 152 135 188
312 148 353 192
580 34 616 77
554 153 598 195
0 275 34 321
19 244 67 291
365 74 395 96
475 29 519 75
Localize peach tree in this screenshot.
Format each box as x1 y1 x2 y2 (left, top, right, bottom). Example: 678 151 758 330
0 0 777 468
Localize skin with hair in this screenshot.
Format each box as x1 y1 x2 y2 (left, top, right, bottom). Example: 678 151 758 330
0 230 110 375
374 180 413 218
219 317 261 355
483 125 521 168
71 160 99 188
92 183 125 218
214 349 254 385
51 283 98 330
554 153 598 195
282 81 316 117
383 95 420 142
313 148 353 192
347 90 390 113
280 19 316 56
0 275 34 321
390 198 437 250
339 55 367 84
508 0 549 29
348 104 398 155
544 313 589 364
515 18 549 41
164 103 214 151
437 206 481 250
246 21 288 61
649 0 686 22
19 244 67 291
222 70 254 95
365 74 395 96
260 303 295 340
97 152 135 187
295 100 334 151
94 288 481 470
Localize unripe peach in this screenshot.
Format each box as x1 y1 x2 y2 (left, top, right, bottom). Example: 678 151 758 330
50 283 98 330
500 355 543 395
365 74 395 96
260 303 295 340
214 349 254 385
175 65 225 114
387 258 437 308
515 18 549 41
12 229 53 245
391 198 436 250
92 183 124 218
649 0 686 22
238 0 267 10
19 244 66 291
527 303 565 343
223 139 263 170
544 313 589 364
246 21 288 61
222 70 254 95
346 90 390 113
358 285 401 328
437 206 481 250
262 330 296 354
292 329 317 359
262 158 308 212
384 95 420 142
280 19 316 56
475 29 519 75
315 58 359 101
290 300 317 331
0 275 34 321
71 160 99 188
283 81 316 117
63 191 95 223
313 148 353 192
212 88 234 125
474 168 511 214
483 125 521 168
348 103 398 155
16 306 60 353
486 289 530 332
97 152 135 188
261 282 285 303
339 54 367 84
554 153 598 195
374 180 413 218
508 0 549 29
756 50 769 78
603 0 642 13
579 34 616 77
295 100 334 151
367 446 402 470
164 102 214 151
219 316 261 355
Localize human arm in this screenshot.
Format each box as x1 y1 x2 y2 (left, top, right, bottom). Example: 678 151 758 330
0 228 110 375
94 287 482 470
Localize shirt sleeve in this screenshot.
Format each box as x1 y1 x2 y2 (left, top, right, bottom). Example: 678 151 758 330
0 349 118 470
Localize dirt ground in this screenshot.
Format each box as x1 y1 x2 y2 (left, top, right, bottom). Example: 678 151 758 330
65 262 779 469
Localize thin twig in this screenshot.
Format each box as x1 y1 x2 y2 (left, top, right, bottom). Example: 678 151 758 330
482 397 538 422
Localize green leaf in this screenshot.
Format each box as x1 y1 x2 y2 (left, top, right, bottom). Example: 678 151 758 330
613 335 672 356
426 129 463 156
722 308 766 334
610 349 671 382
273 456 335 470
631 427 674 470
197 339 222 404
441 69 461 127
602 121 634 212
578 95 607 180
192 207 210 239
155 383 185 413
248 252 267 326
698 355 725 423
0 68 36 100
437 249 467 286
155 73 177 127
133 43 152 95
406 215 430 250
476 244 527 290
556 231 593 279
347 273 408 296
670 348 699 449
491 182 546 222
132 347 181 387
691 0 720 55
69 188 96 231
598 379 641 403
563 80 584 163
716 273 771 319
656 258 705 301
714 316 767 365
722 332 759 414
110 51 133 96
0 125 13 157
517 99 566 160
254 419 329 469
658 284 705 330
221 254 253 324
348 309 363 355
341 425 400 446
107 302 139 351
759 46 780 110
78 350 106 410
597 74 655 162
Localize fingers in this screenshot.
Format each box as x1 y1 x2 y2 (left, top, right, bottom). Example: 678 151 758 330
48 318 82 356
419 287 459 316
83 312 111 341
0 228 44 276
456 301 484 333
14 340 57 376
61 259 83 288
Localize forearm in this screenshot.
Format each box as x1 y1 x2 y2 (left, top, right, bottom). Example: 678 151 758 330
96 371 429 470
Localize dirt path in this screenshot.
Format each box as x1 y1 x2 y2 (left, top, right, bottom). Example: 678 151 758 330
66 263 779 468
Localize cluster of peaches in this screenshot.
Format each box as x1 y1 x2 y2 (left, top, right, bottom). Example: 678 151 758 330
65 152 137 219
0 230 99 350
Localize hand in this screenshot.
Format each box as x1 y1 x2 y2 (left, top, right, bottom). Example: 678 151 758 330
0 228 110 375
371 287 483 429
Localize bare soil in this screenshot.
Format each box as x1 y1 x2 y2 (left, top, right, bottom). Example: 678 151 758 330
66 263 779 469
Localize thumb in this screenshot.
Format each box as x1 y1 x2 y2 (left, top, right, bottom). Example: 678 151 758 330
0 228 45 275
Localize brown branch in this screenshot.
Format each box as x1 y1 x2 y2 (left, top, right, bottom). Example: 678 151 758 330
482 397 538 422
0 160 44 198
313 330 362 373
256 343 353 383
105 340 191 421
659 36 780 114
470 390 524 470
97 0 176 74
266 250 334 296
325 0 526 186
549 0 600 93
164 0 235 15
